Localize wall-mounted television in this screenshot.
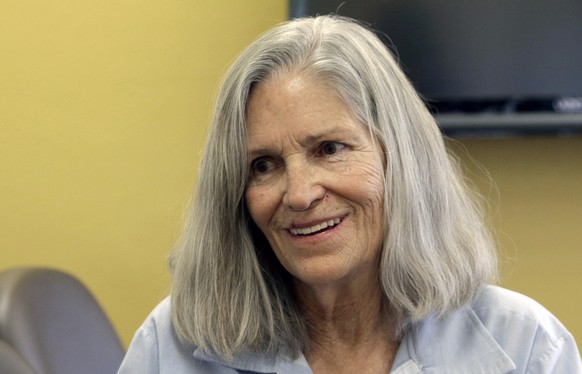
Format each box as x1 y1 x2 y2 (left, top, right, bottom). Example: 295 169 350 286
290 0 582 136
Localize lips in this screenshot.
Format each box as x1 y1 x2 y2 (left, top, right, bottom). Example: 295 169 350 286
289 217 341 236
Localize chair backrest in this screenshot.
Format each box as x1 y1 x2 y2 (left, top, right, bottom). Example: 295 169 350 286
0 267 125 374
0 339 36 374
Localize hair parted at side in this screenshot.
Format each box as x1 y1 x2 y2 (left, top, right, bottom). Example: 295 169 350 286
169 15 498 359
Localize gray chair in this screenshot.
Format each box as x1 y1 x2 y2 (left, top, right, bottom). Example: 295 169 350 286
0 267 125 374
0 339 36 374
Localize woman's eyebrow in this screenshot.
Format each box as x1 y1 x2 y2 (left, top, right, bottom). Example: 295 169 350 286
247 147 278 158
247 127 358 156
301 128 355 145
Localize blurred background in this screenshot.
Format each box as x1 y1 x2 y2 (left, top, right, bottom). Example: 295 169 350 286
1 0 580 349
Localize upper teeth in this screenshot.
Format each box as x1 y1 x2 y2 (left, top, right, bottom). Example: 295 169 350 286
290 218 341 236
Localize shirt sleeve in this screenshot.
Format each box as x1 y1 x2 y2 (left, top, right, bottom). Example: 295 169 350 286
117 318 160 374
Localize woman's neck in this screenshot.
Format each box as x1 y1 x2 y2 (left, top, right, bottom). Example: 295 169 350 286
294 278 400 373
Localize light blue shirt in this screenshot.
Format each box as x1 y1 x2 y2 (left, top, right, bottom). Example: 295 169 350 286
118 286 581 373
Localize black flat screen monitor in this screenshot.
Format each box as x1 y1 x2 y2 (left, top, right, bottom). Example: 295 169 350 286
290 0 582 136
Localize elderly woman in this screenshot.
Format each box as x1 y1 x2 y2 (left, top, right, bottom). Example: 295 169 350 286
118 16 581 373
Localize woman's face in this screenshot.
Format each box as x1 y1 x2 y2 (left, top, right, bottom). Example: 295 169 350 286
244 74 385 289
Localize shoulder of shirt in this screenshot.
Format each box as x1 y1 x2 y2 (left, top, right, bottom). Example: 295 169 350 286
467 285 581 372
130 296 313 373
136 296 172 338
401 285 578 372
146 296 172 322
470 285 570 344
128 296 222 372
140 296 189 353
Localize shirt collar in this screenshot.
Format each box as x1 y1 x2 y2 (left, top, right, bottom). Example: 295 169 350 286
393 306 517 373
192 347 313 374
192 305 516 374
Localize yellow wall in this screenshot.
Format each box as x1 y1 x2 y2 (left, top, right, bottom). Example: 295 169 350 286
1 0 287 346
449 137 582 346
1 0 580 351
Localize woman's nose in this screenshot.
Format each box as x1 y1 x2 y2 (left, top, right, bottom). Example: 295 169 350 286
282 162 325 210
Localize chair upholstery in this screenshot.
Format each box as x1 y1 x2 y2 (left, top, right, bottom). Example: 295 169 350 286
0 339 36 374
0 267 125 374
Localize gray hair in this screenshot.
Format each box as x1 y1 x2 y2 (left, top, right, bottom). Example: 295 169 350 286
170 15 498 359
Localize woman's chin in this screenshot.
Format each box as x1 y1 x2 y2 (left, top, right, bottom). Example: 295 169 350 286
288 260 377 295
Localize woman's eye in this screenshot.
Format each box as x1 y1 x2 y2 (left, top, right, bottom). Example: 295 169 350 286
321 141 346 156
251 158 273 174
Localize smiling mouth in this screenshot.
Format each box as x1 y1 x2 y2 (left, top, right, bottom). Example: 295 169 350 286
289 218 341 236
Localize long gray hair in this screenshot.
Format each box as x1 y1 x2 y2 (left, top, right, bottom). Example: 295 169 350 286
170 15 497 359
